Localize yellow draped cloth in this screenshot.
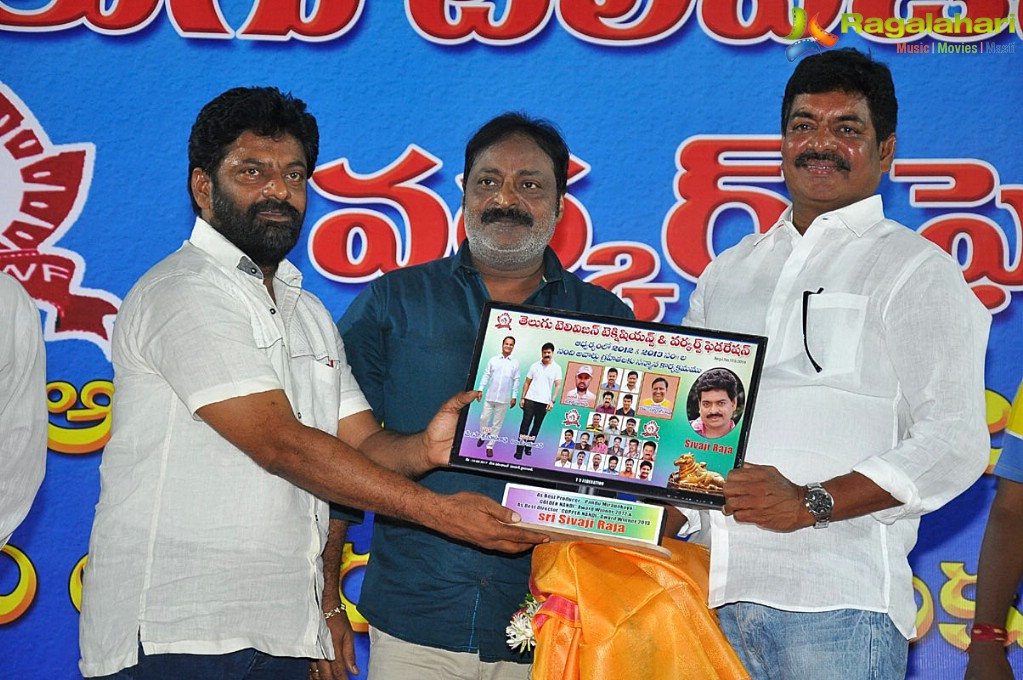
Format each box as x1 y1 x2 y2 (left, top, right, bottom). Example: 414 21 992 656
529 539 749 680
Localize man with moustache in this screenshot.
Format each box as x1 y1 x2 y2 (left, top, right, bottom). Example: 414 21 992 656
638 376 673 417
336 113 632 679
562 364 597 408
78 89 544 680
689 368 739 439
637 460 653 481
605 415 621 436
475 335 520 457
641 441 657 463
576 431 592 451
682 49 988 678
572 450 588 471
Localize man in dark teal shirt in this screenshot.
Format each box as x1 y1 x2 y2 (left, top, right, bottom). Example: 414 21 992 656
336 113 632 678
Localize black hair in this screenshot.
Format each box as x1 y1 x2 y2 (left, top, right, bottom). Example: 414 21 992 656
464 112 569 197
782 48 897 141
694 368 739 401
651 377 669 388
188 87 319 215
541 342 556 352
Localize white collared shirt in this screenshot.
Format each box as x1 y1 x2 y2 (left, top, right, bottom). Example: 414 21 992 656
79 219 371 676
479 353 520 403
0 272 47 548
683 196 989 638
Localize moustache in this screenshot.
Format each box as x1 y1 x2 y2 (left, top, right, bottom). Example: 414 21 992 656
480 206 533 227
794 151 851 172
248 199 302 223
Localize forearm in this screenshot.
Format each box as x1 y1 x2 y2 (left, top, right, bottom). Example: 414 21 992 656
724 464 901 532
974 478 1023 625
269 424 446 528
823 471 902 523
199 394 444 529
357 428 436 478
322 519 348 611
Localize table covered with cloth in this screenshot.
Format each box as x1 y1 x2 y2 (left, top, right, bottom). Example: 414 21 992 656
529 538 749 680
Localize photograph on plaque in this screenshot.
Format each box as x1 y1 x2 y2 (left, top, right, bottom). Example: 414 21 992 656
450 303 768 508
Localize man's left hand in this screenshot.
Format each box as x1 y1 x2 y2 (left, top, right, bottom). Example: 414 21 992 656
310 609 359 678
722 463 812 532
423 391 479 467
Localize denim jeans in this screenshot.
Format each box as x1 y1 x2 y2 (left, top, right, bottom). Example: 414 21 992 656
95 645 309 680
716 603 908 680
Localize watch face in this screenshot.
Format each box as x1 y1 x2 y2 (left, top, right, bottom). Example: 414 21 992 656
805 487 833 517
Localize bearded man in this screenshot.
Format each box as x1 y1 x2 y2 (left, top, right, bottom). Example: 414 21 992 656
78 89 544 680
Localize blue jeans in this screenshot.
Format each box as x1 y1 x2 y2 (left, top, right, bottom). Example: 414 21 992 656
95 645 309 680
716 603 908 680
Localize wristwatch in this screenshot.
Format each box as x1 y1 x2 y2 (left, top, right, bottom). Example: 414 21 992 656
803 482 833 529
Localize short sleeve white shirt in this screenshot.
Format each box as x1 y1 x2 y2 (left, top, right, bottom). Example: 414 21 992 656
523 360 563 402
79 219 371 676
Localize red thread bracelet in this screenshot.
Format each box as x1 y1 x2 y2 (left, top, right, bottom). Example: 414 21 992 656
966 623 1009 652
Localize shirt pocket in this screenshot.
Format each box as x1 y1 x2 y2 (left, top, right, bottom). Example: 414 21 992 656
288 321 343 434
804 292 868 376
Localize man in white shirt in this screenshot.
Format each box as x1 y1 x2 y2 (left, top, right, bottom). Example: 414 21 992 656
0 272 47 550
571 450 588 471
554 449 573 468
515 342 563 459
682 49 989 679
78 87 545 680
475 335 520 456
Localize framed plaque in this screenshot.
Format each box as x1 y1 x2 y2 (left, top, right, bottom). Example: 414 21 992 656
450 302 767 509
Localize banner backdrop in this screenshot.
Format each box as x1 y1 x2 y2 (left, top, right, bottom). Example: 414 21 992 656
1 1 1021 677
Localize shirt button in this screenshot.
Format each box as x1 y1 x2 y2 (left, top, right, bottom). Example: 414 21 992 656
480 578 488 587
250 267 258 275
270 308 276 314
297 411 302 420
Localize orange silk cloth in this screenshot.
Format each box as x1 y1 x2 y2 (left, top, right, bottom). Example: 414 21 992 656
529 539 749 680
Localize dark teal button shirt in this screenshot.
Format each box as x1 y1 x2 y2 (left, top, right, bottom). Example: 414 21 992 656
337 241 634 662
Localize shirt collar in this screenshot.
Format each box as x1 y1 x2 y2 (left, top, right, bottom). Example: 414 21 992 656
188 217 302 287
755 194 885 246
452 239 566 285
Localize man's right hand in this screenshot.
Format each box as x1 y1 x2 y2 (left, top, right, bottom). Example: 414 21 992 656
432 492 549 553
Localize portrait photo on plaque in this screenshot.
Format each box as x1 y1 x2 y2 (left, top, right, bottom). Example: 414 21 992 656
450 302 768 508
